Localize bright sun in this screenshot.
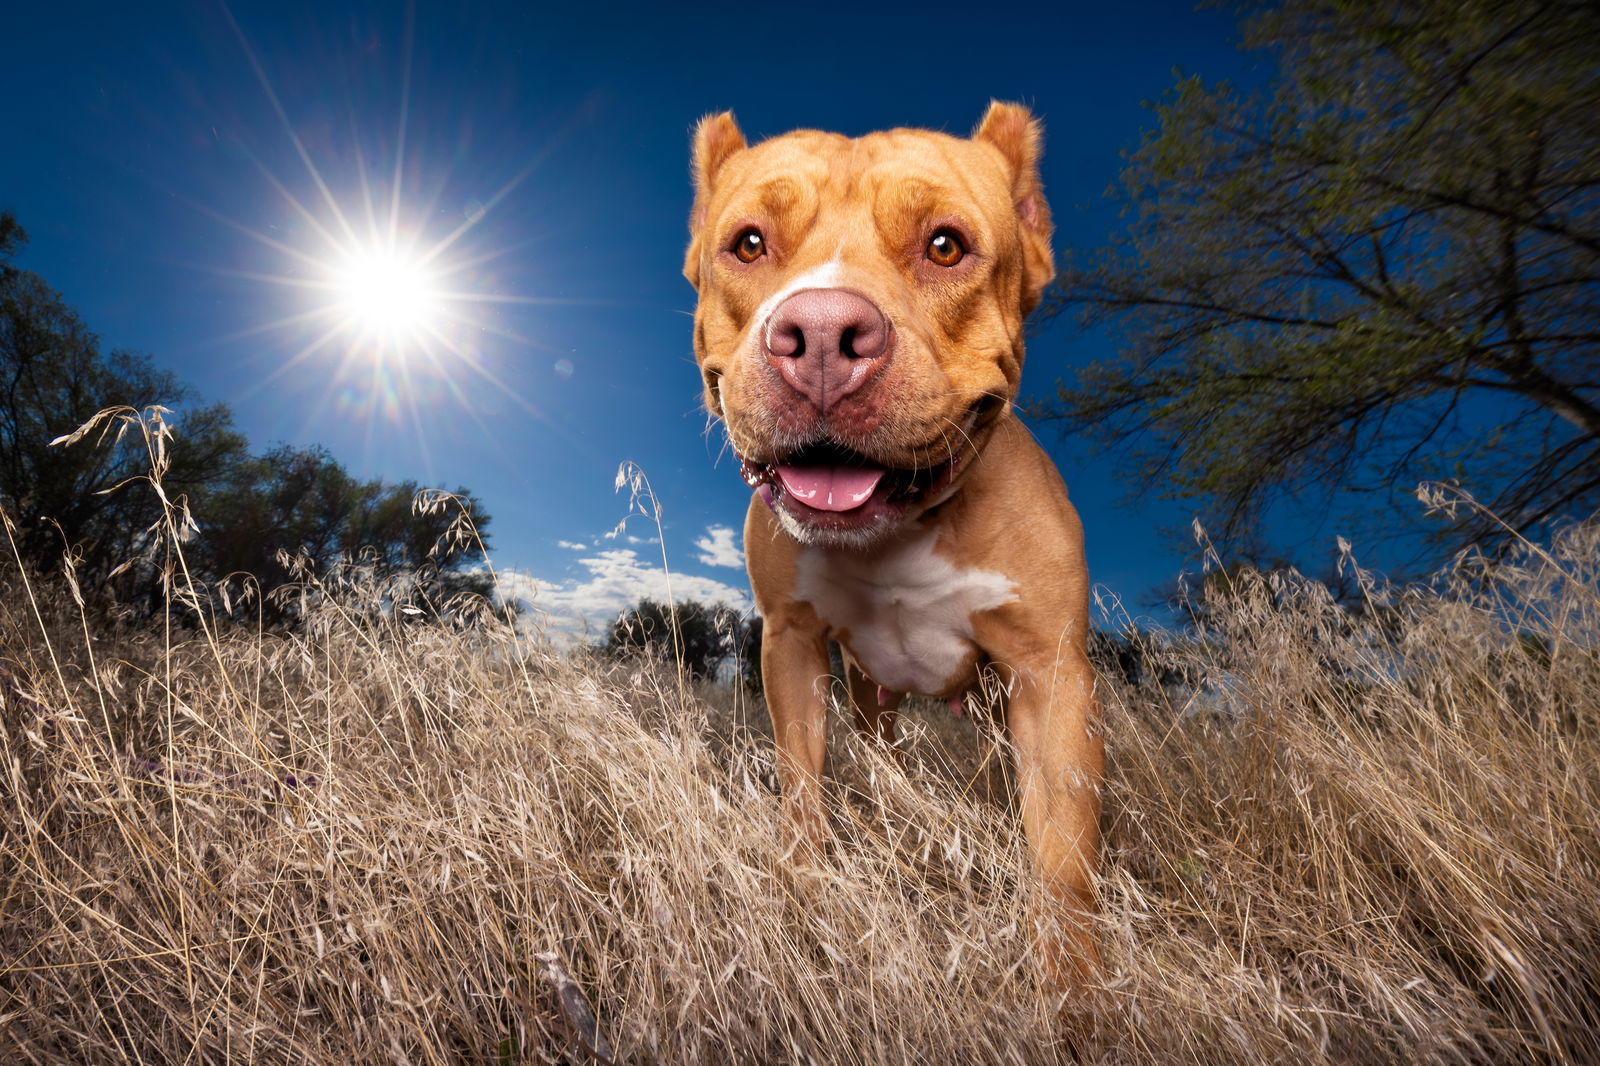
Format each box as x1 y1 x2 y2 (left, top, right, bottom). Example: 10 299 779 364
332 249 440 341
214 18 551 428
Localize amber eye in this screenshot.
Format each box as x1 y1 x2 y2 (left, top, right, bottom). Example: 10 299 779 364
926 229 966 267
733 229 766 263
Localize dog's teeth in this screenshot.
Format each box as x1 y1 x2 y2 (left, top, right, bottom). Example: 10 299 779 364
739 457 771 488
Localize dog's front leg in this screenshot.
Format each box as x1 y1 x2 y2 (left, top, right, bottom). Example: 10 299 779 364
760 619 832 858
989 643 1105 982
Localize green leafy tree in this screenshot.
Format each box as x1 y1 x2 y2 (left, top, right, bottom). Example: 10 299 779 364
0 214 250 588
1037 0 1599 562
341 480 496 613
197 445 493 621
604 598 747 680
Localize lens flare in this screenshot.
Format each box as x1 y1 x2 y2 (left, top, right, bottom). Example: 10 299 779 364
200 3 581 455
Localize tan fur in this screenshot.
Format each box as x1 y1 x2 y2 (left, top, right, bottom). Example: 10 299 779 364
685 102 1103 983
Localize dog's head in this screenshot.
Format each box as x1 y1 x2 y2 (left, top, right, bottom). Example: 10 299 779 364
684 102 1054 549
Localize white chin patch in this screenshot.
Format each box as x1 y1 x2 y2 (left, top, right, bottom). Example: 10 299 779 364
775 505 898 551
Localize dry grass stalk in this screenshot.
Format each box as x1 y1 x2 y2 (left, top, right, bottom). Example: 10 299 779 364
1 411 1597 1064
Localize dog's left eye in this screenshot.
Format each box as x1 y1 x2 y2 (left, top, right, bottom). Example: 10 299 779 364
732 229 766 263
926 229 966 267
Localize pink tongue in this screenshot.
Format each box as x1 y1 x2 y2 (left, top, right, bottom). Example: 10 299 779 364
775 464 887 512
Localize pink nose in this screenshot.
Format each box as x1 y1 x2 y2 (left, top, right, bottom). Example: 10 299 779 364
762 288 892 410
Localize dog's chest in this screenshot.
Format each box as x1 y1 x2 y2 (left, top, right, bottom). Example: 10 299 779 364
793 531 1017 696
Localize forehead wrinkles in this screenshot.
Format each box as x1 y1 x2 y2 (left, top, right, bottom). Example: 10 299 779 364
930 140 987 211
712 176 812 241
783 142 866 245
864 166 981 248
715 146 829 227
755 177 809 228
869 171 937 230
872 141 993 233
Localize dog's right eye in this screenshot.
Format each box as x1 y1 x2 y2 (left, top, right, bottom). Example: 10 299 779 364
926 229 966 267
732 229 766 263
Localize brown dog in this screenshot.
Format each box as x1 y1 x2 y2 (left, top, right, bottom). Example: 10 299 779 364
683 102 1102 978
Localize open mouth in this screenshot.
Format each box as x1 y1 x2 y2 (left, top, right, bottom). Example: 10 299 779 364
739 440 960 530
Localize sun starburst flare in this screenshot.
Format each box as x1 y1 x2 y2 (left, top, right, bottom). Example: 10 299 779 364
188 4 609 472
330 246 441 342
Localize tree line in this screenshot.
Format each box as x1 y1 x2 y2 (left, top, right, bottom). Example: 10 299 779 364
0 213 492 623
602 599 758 686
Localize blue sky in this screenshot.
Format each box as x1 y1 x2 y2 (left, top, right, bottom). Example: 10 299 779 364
1 0 1259 638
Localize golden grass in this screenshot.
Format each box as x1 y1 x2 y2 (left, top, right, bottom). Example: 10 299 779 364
2 464 1597 1062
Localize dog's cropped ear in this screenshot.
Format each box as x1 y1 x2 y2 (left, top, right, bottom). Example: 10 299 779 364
973 101 1055 313
684 111 747 287
691 112 746 230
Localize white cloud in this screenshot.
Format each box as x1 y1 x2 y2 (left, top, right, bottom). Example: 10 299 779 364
492 548 751 646
694 525 744 569
557 540 589 551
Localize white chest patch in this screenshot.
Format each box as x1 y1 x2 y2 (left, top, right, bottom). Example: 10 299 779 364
793 530 1018 696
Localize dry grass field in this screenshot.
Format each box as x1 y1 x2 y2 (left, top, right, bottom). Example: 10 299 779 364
3 482 1598 1063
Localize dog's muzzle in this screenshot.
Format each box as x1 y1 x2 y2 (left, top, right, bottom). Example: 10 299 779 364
762 288 893 415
